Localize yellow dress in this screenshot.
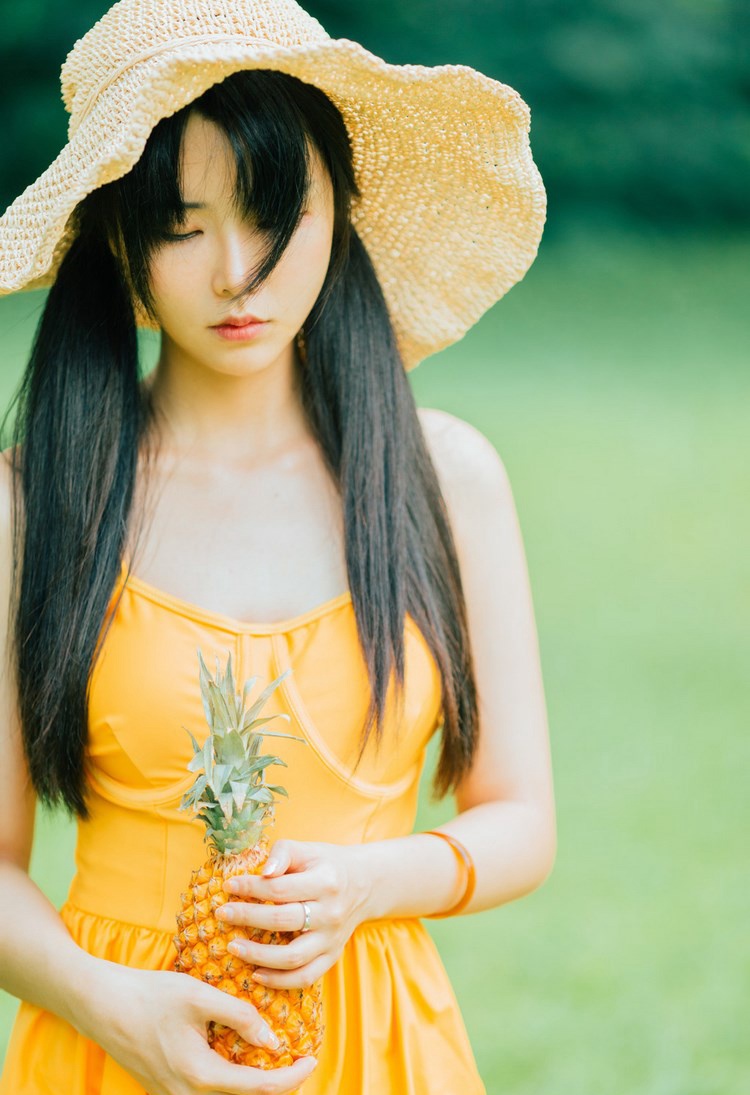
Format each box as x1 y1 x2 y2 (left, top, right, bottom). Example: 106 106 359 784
1 559 486 1094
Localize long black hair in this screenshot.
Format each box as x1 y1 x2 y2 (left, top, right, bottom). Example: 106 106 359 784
1 68 479 821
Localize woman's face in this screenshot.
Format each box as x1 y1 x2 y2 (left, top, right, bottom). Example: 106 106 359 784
147 111 334 376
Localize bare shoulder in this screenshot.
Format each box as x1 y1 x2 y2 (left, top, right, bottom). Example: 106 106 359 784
416 406 512 544
416 406 510 487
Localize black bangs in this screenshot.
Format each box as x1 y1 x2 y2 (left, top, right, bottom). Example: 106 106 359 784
89 68 325 323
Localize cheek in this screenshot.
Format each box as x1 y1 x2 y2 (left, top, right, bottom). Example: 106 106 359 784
283 220 334 301
149 252 197 307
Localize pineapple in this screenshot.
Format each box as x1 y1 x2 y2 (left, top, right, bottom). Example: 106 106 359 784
173 648 325 1070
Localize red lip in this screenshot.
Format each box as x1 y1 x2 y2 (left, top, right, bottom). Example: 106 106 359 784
212 315 267 327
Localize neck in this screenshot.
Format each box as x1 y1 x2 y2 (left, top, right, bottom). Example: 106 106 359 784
143 336 310 464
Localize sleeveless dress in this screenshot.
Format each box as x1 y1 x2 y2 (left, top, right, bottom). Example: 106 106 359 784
1 558 486 1094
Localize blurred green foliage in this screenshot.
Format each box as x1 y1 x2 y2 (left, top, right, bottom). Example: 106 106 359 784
1 0 748 229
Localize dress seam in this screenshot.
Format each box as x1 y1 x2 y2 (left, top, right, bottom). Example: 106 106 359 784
271 632 422 801
60 899 174 936
120 562 353 634
60 897 416 932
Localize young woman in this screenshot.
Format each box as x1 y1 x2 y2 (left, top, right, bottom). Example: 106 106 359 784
0 1 554 1092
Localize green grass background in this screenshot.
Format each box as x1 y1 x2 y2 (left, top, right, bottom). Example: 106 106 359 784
1 219 748 1093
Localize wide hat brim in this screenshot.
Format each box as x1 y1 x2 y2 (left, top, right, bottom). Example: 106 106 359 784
0 35 547 370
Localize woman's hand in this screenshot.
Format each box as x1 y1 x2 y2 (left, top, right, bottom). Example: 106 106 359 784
80 960 318 1095
216 839 371 989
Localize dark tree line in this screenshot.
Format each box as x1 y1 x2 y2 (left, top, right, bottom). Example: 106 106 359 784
1 0 747 229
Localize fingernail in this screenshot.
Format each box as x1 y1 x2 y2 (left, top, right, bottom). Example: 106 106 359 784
262 858 279 876
307 1057 318 1068
260 1025 280 1050
225 879 239 893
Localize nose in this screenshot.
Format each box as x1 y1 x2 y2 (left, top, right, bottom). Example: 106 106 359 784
211 224 262 299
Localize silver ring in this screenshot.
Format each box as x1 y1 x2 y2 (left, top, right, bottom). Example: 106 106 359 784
300 901 312 933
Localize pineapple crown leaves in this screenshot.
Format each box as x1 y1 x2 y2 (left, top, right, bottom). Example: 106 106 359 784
178 648 307 845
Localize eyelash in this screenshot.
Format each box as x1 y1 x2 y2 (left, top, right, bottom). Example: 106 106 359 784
162 210 311 242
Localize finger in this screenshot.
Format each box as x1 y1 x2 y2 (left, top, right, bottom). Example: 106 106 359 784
206 1052 318 1094
224 869 322 903
227 934 316 971
192 981 282 1052
217 898 310 933
261 839 293 877
251 954 330 991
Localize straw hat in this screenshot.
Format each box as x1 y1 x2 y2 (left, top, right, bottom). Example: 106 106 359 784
0 0 547 370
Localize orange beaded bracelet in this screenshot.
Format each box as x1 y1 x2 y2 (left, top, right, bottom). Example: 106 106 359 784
421 829 477 919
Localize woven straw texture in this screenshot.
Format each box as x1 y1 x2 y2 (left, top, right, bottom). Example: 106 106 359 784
0 0 547 369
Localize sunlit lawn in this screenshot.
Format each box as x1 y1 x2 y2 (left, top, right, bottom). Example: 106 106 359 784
1 218 748 1093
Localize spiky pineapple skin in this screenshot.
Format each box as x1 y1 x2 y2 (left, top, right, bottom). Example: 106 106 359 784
173 839 324 1069
174 649 324 1082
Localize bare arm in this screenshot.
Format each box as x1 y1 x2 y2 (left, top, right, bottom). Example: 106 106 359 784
0 448 112 1038
0 446 115 1037
359 409 557 919
0 862 110 1039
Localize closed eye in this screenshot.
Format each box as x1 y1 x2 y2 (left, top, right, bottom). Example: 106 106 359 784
161 211 310 243
162 230 201 242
